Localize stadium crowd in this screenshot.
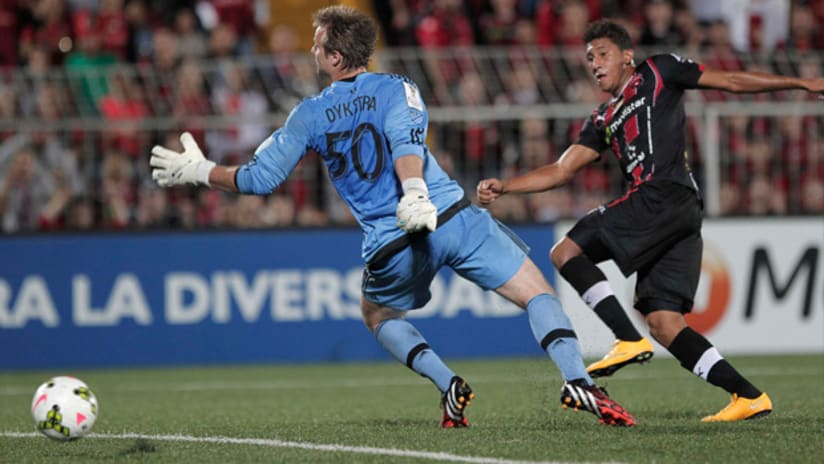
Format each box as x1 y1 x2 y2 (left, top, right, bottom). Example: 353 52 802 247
0 0 822 233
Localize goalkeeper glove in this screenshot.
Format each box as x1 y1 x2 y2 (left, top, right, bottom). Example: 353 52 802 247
150 132 215 187
396 178 437 232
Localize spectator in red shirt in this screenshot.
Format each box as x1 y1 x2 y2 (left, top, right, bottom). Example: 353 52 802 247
0 0 20 67
97 0 130 59
18 0 74 66
415 0 475 105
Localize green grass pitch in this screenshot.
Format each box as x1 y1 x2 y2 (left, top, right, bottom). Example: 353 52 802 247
1 354 822 463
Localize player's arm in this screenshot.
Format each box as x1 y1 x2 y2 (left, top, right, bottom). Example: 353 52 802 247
207 166 241 192
394 153 424 182
150 105 311 194
149 132 283 194
385 78 438 232
697 69 824 95
477 144 598 205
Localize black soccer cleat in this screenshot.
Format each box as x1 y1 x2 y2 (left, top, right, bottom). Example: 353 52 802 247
561 379 636 426
440 376 474 428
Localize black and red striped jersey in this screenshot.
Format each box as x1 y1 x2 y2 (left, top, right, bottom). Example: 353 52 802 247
576 53 705 191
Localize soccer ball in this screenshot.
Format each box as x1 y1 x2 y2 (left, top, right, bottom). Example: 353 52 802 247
31 376 99 441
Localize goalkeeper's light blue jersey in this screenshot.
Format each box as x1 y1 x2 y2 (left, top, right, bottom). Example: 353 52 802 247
235 72 464 262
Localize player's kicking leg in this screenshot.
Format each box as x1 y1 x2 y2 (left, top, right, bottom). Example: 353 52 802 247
496 258 636 426
553 241 654 379
362 298 474 428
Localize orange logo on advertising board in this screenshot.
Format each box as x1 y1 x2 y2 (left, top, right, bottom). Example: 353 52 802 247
686 241 730 334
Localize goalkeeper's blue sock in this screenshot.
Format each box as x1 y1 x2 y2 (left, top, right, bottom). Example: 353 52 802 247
374 319 455 392
527 293 593 385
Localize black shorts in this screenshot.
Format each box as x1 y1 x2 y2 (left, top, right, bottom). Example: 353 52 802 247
567 181 703 314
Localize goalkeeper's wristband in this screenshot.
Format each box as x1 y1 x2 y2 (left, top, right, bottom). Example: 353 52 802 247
402 177 428 195
196 160 217 187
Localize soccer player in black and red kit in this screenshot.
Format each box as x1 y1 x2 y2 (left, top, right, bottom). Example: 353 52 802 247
477 20 824 422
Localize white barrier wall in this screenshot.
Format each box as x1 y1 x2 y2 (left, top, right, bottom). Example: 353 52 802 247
556 218 824 357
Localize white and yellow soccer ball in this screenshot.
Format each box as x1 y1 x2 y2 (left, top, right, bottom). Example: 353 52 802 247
31 376 99 441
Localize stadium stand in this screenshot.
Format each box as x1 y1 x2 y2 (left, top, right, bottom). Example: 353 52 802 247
0 0 822 233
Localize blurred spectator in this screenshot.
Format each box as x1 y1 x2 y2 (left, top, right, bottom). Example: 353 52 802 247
478 0 522 45
18 0 75 66
0 146 54 232
171 58 211 140
495 61 541 106
231 194 265 228
134 185 169 228
142 27 180 114
639 0 681 47
435 72 505 186
97 0 130 59
150 26 180 72
63 194 96 229
746 174 787 215
98 70 150 157
174 6 208 58
673 4 705 54
98 150 133 228
0 83 17 138
800 176 824 213
260 24 304 110
124 0 156 63
64 9 119 115
372 0 422 47
208 21 240 58
171 192 198 228
261 193 296 226
534 0 602 46
38 167 75 229
208 61 269 163
690 0 789 52
554 0 590 46
0 0 20 67
192 188 225 227
195 0 257 55
0 130 83 196
415 0 476 104
718 180 743 215
23 44 53 81
517 114 553 171
783 1 822 52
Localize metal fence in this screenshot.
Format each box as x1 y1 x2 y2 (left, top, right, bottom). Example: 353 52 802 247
0 47 821 233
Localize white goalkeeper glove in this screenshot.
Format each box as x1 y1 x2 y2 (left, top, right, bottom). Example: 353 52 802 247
396 178 437 233
150 132 216 187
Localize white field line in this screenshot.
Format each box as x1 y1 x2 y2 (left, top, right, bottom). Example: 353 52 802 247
0 365 818 397
0 431 620 464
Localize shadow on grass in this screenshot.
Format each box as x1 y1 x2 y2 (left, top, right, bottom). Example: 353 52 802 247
119 438 158 455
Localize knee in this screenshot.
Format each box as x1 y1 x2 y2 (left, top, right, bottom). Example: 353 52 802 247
361 300 382 332
549 243 568 269
645 312 686 347
550 239 581 270
361 297 399 332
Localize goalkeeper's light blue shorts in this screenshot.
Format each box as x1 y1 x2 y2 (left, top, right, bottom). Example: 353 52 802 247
362 202 528 310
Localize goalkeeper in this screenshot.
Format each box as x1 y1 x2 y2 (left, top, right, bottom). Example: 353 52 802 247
151 6 635 427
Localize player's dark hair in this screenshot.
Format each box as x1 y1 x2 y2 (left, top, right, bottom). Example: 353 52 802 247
312 6 377 70
583 20 633 50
